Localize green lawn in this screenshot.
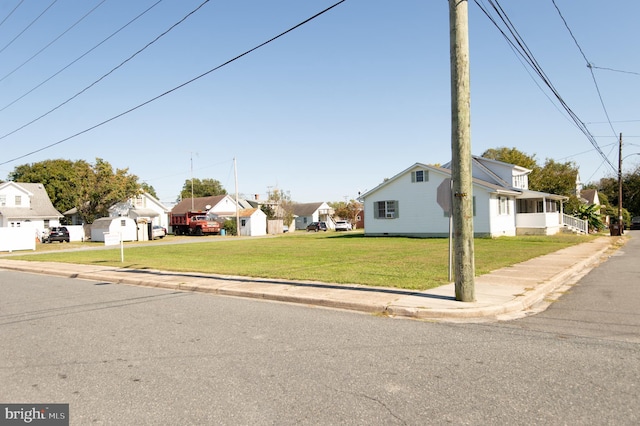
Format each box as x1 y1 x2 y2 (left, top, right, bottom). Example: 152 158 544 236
8 231 596 290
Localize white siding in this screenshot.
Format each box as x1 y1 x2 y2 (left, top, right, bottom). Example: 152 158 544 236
364 170 453 236
487 194 516 237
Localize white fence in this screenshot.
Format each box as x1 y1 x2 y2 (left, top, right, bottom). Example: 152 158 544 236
0 226 36 252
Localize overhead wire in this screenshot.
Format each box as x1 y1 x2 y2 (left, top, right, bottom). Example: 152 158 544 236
0 0 108 84
0 0 210 142
0 0 165 113
0 0 25 29
0 0 58 55
550 0 618 139
473 0 617 173
0 0 347 167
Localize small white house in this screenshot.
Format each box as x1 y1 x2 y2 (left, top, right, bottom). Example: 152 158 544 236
238 208 267 237
91 217 137 242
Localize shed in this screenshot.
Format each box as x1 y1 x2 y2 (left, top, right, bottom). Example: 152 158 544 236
90 217 138 242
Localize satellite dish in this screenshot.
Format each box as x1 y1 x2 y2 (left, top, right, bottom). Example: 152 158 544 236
205 205 211 210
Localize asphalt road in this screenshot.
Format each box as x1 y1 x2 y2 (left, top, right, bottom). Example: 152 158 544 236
1 236 638 425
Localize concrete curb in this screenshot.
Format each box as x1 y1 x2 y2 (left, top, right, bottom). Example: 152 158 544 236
0 236 621 322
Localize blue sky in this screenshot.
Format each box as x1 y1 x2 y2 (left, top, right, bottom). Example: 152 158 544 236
0 0 638 206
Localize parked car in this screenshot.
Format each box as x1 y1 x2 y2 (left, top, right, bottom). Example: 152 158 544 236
43 226 70 243
152 225 166 239
306 221 327 232
335 220 352 231
631 217 640 230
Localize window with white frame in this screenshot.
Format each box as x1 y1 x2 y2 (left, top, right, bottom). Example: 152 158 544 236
0 195 5 206
498 196 510 215
15 195 21 206
411 170 428 183
374 200 398 219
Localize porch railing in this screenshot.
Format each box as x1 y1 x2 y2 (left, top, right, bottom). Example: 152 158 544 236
562 213 588 234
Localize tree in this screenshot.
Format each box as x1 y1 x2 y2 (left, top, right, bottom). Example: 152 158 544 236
8 159 79 215
140 182 158 199
529 159 579 197
179 178 226 200
329 200 362 227
74 159 141 224
481 147 538 171
266 188 294 227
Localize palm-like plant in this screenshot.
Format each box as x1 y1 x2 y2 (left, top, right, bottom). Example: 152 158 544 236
575 204 604 232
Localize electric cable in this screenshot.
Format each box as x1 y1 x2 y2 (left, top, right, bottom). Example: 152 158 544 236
0 0 58 55
0 0 210 142
0 0 108 84
0 0 25 29
0 0 164 113
473 0 616 173
0 0 347 167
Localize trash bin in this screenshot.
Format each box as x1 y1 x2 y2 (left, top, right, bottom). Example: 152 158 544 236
609 224 622 236
220 229 226 236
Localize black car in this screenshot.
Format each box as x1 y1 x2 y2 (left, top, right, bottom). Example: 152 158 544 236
631 217 640 230
44 226 70 243
306 221 327 232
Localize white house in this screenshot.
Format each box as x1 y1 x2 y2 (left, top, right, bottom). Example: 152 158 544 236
293 202 335 230
109 192 171 240
360 157 585 238
0 182 63 238
238 208 267 237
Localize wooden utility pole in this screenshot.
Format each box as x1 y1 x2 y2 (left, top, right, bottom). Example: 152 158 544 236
449 0 475 301
618 133 623 234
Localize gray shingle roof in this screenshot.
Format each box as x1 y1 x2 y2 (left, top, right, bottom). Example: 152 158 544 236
0 182 62 219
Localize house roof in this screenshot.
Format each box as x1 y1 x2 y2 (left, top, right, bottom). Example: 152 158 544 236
0 182 63 219
238 208 259 218
360 163 521 199
293 202 327 216
580 189 598 204
171 195 228 214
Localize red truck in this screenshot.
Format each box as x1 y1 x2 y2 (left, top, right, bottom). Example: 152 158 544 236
170 211 222 236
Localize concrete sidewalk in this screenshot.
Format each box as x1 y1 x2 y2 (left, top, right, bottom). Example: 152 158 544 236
0 237 620 322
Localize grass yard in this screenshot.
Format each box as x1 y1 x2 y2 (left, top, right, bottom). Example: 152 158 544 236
7 231 596 290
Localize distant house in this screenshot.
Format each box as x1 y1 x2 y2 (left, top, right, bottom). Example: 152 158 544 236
360 156 586 237
109 192 171 239
580 188 600 209
0 182 63 237
170 195 242 224
293 202 335 230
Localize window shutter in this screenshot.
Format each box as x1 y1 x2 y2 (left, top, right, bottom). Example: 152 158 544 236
411 172 416 183
394 201 399 218
424 170 429 182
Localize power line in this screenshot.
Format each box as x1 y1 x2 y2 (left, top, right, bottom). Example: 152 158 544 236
473 0 616 173
0 0 347 167
0 0 108 84
0 0 58 55
551 0 618 139
0 0 25 29
0 0 165 113
0 0 210 142
590 65 640 76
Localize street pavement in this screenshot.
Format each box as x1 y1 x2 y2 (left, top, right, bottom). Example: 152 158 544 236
0 235 622 322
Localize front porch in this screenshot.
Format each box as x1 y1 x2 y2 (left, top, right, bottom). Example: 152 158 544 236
515 191 587 235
